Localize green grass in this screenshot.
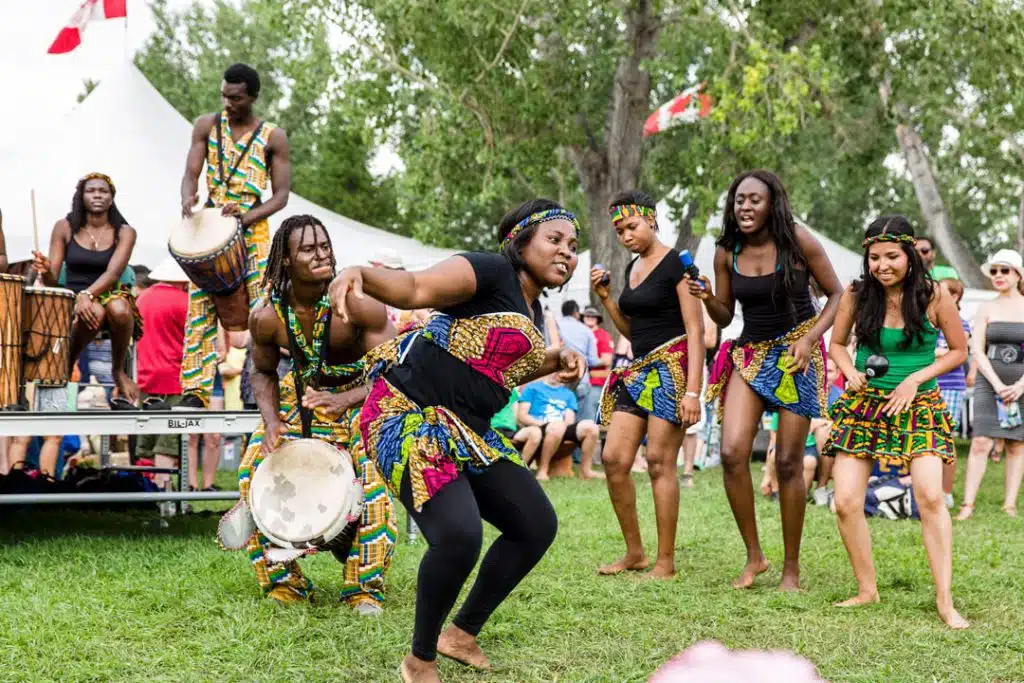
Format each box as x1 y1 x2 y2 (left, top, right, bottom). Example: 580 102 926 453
1 456 1022 683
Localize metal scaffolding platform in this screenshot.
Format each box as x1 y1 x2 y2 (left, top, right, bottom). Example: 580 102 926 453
0 410 259 508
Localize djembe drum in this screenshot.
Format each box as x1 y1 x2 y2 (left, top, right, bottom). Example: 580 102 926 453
248 439 365 560
22 287 75 387
168 208 250 330
0 274 25 409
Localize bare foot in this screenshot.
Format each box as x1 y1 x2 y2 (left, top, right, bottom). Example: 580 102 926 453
400 654 441 683
598 554 649 575
114 371 140 404
1003 506 1017 518
777 568 801 593
731 557 770 589
641 561 676 581
955 504 974 521
582 471 606 480
834 591 880 607
938 605 970 630
437 625 490 671
535 472 550 481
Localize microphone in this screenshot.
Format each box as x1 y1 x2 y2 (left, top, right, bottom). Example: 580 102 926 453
594 263 610 286
680 250 704 288
864 354 889 379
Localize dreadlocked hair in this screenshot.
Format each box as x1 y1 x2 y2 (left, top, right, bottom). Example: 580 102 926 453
262 214 336 299
66 176 129 246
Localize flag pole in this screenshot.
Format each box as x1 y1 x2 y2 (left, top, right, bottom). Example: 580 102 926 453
31 189 40 254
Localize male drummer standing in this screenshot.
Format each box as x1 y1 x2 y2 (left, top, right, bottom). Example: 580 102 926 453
178 63 291 409
238 214 396 613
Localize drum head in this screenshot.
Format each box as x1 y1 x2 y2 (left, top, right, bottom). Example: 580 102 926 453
169 208 239 257
249 439 358 545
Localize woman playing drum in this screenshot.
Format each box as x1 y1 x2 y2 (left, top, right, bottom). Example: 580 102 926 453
331 199 584 683
31 172 142 407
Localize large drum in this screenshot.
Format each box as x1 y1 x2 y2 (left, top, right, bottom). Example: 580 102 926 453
23 287 75 387
169 208 250 330
0 274 25 409
249 439 364 556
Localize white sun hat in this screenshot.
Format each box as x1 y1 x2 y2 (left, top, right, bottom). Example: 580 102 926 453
980 249 1024 279
148 257 190 283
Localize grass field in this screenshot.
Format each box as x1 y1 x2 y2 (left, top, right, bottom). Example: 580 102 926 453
1 456 1022 683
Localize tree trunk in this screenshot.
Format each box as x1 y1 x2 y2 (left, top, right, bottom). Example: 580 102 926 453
894 122 986 288
672 199 701 255
567 0 660 333
1017 188 1024 257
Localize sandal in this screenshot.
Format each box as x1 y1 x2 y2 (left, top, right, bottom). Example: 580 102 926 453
955 503 974 521
109 397 138 411
142 396 170 411
681 473 694 489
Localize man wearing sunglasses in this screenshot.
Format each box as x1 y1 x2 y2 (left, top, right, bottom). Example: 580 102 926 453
915 236 960 280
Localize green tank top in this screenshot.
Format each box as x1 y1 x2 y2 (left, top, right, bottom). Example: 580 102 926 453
855 323 938 391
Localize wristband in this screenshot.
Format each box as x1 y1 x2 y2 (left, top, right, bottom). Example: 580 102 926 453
684 391 699 398
80 291 95 301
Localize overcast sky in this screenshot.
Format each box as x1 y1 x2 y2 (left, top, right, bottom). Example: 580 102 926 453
0 0 198 146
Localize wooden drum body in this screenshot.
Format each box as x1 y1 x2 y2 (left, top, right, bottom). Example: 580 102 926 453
169 209 250 330
249 439 364 555
0 274 25 409
23 286 75 387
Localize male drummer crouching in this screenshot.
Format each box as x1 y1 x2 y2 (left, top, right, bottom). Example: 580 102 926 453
238 214 397 614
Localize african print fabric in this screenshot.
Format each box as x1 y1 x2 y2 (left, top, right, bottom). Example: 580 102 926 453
598 334 688 426
706 316 827 420
822 386 955 465
269 290 365 381
237 374 397 607
181 113 277 403
360 311 546 511
97 284 143 342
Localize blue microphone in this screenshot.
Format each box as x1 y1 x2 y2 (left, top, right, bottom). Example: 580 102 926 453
679 250 704 288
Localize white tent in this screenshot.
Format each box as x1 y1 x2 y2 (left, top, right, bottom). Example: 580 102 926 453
0 63 455 270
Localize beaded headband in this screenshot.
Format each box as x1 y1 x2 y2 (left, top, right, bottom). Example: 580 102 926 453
861 233 916 248
609 204 656 224
502 208 579 247
80 172 116 194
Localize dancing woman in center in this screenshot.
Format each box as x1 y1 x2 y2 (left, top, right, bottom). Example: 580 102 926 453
823 216 968 629
688 170 842 590
330 199 584 683
590 190 704 579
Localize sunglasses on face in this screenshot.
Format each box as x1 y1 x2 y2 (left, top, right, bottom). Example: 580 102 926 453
990 266 1014 277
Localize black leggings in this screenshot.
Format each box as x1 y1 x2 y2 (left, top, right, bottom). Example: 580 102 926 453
401 459 558 661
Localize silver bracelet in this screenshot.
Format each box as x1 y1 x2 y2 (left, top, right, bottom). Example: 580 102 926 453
684 391 699 398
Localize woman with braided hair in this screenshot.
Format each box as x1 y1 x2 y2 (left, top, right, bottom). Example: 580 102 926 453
823 216 968 629
687 170 842 591
330 198 585 683
32 173 141 406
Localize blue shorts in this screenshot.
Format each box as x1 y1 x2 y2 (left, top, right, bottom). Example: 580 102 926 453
212 371 224 399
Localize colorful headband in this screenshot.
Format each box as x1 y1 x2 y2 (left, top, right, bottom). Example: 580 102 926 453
861 233 916 248
503 208 579 247
80 172 116 194
609 204 656 224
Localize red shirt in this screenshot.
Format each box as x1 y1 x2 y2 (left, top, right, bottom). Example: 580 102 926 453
136 283 188 395
589 326 614 387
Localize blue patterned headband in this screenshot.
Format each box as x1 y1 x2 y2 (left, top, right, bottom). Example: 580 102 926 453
502 209 579 247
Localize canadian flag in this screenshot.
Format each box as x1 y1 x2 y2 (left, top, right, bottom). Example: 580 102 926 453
47 0 128 54
642 84 713 137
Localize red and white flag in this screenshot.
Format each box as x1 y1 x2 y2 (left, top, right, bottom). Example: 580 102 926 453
47 0 128 54
643 84 712 137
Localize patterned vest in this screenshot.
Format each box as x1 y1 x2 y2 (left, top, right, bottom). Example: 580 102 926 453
205 112 277 210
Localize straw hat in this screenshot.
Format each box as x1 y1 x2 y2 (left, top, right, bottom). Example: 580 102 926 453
980 249 1024 279
149 257 190 283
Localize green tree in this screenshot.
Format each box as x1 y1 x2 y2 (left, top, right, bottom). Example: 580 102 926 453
135 0 404 232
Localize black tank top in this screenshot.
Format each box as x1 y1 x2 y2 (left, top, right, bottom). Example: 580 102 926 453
618 249 688 357
65 236 116 294
732 247 815 344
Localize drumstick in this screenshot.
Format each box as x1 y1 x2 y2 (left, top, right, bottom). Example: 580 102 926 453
31 188 40 254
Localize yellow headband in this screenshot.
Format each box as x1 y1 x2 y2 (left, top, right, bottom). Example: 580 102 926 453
80 172 116 194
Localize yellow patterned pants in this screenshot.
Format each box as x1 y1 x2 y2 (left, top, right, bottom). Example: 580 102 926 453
237 378 397 607
180 219 269 403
